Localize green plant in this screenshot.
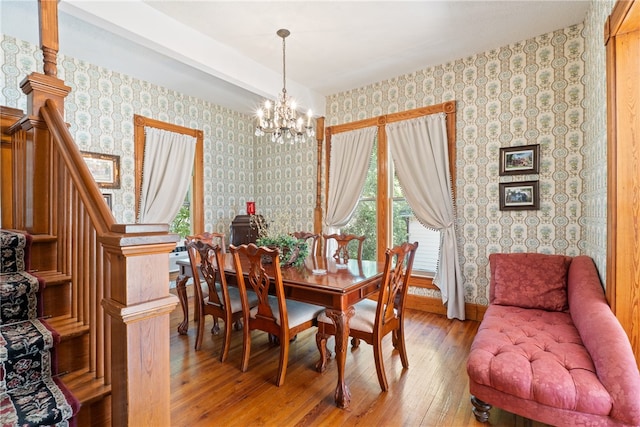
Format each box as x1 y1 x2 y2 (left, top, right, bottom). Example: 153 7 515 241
256 234 309 268
253 211 309 267
170 204 191 239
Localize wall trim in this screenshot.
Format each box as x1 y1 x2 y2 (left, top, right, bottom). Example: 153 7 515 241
406 294 487 322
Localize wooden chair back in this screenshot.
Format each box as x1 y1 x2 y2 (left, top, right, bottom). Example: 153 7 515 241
291 231 320 256
230 243 286 338
185 237 239 361
185 232 226 256
315 241 419 391
376 241 419 331
184 231 227 313
323 233 366 263
230 243 321 386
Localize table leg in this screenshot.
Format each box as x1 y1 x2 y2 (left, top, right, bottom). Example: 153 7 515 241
326 306 355 409
176 274 190 335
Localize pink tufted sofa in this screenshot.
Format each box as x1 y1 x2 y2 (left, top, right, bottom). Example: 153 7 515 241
467 253 640 426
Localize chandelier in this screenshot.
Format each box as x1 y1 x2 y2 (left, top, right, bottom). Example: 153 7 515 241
255 29 315 144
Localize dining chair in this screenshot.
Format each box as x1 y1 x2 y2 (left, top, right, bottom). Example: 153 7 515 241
323 233 366 263
184 232 227 331
315 241 419 391
185 239 252 362
230 243 325 386
291 231 320 256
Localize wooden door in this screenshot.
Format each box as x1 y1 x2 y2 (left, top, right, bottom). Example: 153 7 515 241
605 0 640 367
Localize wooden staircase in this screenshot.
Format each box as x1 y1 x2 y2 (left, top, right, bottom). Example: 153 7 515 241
0 229 80 425
1 5 179 424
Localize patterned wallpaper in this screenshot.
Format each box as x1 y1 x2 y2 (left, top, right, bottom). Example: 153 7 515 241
0 35 317 238
581 0 616 282
0 0 612 307
326 24 587 305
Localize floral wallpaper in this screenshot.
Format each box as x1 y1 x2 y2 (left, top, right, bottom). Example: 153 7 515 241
0 35 317 238
581 0 616 282
326 24 587 305
0 0 613 308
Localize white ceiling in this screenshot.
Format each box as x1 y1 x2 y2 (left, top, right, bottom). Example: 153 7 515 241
2 0 589 117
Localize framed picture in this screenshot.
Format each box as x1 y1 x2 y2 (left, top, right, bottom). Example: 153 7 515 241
499 144 540 176
102 193 112 210
499 181 540 211
81 151 120 189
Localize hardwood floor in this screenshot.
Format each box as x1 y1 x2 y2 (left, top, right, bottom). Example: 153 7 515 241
169 289 548 426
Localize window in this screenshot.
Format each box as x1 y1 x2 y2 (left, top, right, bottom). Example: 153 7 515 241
342 137 441 274
170 191 192 240
133 115 203 232
326 102 456 287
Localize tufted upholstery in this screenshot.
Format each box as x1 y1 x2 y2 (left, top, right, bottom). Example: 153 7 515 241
468 254 640 426
468 305 611 415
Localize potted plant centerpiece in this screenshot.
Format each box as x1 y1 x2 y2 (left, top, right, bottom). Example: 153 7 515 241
252 211 309 268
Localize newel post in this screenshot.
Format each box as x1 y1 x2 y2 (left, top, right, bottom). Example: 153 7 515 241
100 224 179 426
13 0 71 233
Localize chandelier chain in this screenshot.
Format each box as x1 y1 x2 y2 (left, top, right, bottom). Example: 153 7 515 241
281 32 287 95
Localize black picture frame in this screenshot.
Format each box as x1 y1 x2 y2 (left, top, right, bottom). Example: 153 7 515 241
499 144 540 176
499 181 540 211
102 193 112 210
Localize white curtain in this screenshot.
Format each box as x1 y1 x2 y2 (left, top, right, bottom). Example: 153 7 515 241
325 126 376 230
137 127 196 224
387 113 464 320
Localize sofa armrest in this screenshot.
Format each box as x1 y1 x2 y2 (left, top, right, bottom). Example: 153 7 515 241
567 256 640 425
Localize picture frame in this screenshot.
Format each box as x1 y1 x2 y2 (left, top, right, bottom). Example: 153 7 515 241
81 151 120 189
499 181 540 211
499 144 540 176
102 193 112 210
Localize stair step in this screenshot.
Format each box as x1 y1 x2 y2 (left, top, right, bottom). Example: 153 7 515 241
29 234 58 244
0 319 58 362
61 368 111 404
34 270 72 286
38 271 73 318
2 376 80 426
27 234 59 272
48 315 90 374
48 315 90 339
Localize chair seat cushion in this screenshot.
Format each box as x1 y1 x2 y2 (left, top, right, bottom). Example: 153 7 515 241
205 286 258 314
250 296 324 329
318 298 391 333
467 304 612 416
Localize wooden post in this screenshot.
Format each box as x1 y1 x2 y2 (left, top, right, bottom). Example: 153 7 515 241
314 117 325 250
39 0 59 77
101 225 179 427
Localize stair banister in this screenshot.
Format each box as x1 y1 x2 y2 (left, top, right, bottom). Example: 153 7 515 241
41 98 179 426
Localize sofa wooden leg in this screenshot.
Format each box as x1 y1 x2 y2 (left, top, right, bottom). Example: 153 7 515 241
471 395 491 423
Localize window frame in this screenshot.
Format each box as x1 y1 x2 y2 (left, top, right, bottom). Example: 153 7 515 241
325 101 456 290
133 115 204 233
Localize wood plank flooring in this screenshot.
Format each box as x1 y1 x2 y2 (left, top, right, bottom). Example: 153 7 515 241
169 289 548 426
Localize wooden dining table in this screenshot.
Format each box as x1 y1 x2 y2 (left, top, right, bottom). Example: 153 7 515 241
175 254 385 409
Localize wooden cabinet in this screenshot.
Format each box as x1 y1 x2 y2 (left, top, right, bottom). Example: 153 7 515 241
229 215 263 246
605 0 640 367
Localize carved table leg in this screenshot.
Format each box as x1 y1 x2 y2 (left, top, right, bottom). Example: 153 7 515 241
471 395 492 423
326 306 355 409
176 274 190 335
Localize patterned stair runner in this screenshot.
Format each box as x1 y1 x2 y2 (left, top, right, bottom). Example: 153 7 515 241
1 230 79 426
